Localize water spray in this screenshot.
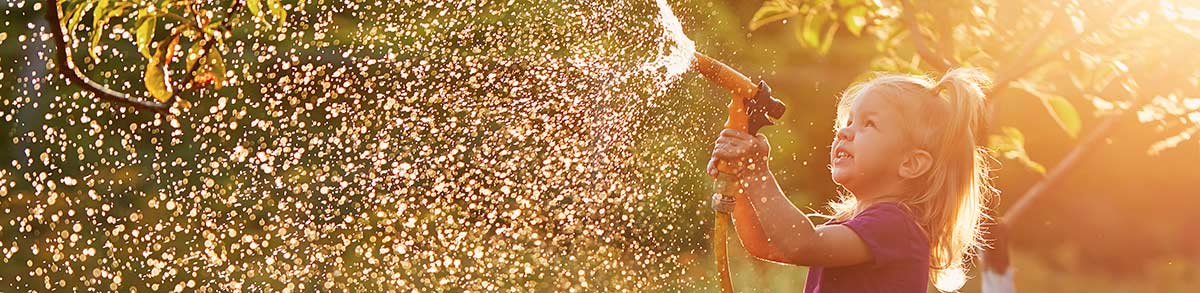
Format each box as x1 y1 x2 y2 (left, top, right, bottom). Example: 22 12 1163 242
691 52 785 293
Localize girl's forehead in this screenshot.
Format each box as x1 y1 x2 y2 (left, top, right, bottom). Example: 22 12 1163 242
847 89 898 116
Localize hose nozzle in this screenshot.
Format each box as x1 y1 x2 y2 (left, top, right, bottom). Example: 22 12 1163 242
691 53 786 134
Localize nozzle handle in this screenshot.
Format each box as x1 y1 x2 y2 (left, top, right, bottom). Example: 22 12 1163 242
746 81 786 135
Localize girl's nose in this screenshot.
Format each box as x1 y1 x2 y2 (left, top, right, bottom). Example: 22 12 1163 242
836 126 855 141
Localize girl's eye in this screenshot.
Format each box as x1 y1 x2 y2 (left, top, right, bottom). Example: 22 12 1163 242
865 120 876 128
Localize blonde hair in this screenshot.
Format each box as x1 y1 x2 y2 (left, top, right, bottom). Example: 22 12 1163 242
827 68 997 292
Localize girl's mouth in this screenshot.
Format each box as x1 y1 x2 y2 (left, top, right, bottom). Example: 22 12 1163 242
833 148 854 164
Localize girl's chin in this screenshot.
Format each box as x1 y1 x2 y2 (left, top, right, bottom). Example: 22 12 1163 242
830 169 854 185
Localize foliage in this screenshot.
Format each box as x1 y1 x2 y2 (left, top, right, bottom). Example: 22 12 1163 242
59 0 287 103
748 0 1200 170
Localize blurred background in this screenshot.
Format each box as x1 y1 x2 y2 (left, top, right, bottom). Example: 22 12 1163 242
2 0 1199 291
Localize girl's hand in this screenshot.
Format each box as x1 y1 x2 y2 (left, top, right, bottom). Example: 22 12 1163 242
707 128 770 178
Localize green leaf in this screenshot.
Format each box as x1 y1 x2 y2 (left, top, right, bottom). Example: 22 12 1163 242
1043 95 1081 138
749 0 800 31
136 9 157 59
85 0 110 60
1015 80 1082 139
90 0 109 26
818 22 840 56
90 4 131 60
65 0 96 35
988 127 1046 175
144 43 173 102
797 11 829 48
185 39 207 73
837 0 862 7
843 5 868 36
247 0 264 20
267 0 287 26
207 47 226 87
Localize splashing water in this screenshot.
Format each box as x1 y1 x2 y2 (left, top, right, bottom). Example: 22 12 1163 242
0 0 722 291
640 0 697 89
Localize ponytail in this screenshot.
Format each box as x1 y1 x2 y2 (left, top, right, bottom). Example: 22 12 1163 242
924 68 996 292
934 68 992 146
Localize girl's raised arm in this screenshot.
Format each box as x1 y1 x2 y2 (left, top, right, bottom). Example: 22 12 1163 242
739 169 873 267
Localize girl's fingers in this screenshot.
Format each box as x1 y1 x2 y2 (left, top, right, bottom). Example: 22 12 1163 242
715 136 748 149
712 147 728 160
720 128 753 140
714 140 735 151
717 139 755 157
706 157 718 178
718 129 740 140
709 128 762 178
713 147 737 161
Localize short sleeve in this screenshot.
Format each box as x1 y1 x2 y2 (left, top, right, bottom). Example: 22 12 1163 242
839 203 929 268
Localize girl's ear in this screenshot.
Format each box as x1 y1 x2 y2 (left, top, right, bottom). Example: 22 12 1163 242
899 149 933 179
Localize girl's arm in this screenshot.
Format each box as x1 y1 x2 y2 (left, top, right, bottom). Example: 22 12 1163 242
710 131 785 262
726 174 788 263
739 168 873 267
709 128 873 267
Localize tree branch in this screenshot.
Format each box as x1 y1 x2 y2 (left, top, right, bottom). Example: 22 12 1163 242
981 50 1194 284
931 2 955 66
901 0 951 72
45 0 172 112
44 0 244 113
991 0 1145 99
179 0 243 90
1002 43 1195 223
1007 5 1067 71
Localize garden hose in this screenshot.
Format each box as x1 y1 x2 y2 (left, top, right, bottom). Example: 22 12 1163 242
691 53 785 293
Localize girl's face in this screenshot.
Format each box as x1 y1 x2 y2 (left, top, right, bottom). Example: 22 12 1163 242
831 89 912 197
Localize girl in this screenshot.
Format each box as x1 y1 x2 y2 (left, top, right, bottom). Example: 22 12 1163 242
707 68 997 292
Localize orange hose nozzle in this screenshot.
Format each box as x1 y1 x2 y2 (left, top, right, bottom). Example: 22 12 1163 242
691 53 758 98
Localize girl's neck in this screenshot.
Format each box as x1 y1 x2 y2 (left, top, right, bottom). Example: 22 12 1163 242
851 181 909 207
857 195 903 208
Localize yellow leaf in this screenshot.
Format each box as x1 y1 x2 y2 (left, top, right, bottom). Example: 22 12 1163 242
796 11 829 48
185 43 205 73
749 0 800 31
66 0 95 36
1043 95 1081 139
1015 80 1082 139
247 0 263 20
145 45 173 102
843 6 868 36
136 9 157 59
86 0 108 60
988 127 1045 175
207 48 226 89
89 2 129 61
267 0 288 26
818 22 839 55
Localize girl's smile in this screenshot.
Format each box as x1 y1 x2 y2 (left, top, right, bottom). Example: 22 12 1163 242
832 145 853 165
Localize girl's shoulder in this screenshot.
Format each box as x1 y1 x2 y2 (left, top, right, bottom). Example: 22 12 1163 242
845 202 928 244
865 201 914 216
833 201 913 223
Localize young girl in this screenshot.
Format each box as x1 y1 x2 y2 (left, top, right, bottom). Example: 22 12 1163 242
707 68 997 292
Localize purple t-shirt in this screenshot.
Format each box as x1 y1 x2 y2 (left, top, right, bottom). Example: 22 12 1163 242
804 202 930 292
